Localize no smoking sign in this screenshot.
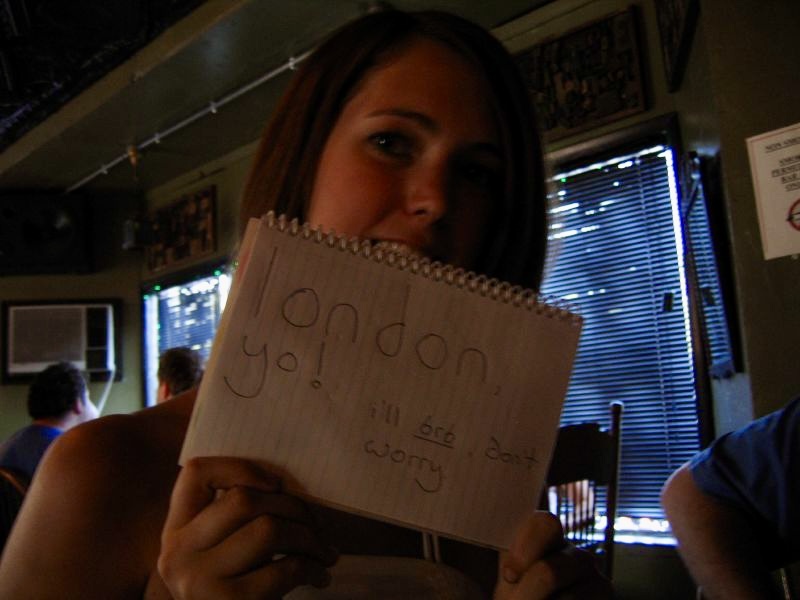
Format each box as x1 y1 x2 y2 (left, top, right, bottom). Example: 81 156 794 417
790 198 800 232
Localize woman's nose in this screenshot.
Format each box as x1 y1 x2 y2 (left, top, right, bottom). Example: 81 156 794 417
403 163 448 224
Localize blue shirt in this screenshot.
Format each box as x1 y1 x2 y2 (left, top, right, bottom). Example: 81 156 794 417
0 424 62 480
690 396 800 566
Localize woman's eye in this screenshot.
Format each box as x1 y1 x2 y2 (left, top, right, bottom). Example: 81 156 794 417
460 162 501 190
368 132 413 159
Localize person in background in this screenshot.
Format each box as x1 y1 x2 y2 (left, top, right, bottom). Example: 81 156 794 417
0 9 611 599
156 347 204 404
0 362 97 481
661 396 800 599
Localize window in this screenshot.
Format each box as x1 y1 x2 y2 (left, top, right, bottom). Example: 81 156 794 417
541 136 714 542
142 267 231 406
684 153 738 379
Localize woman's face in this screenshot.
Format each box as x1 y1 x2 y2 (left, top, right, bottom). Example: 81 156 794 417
307 36 502 268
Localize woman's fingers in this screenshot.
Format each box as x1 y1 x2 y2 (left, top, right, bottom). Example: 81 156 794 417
495 512 612 600
159 456 338 600
184 484 316 550
165 456 282 531
511 545 605 599
210 511 338 575
501 512 566 584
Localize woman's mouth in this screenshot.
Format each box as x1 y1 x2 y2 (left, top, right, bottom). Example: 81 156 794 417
371 240 427 260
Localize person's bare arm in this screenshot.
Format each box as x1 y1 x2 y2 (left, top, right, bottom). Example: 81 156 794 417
0 411 179 599
661 463 774 600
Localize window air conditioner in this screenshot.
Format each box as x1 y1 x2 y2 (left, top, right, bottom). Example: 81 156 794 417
6 303 116 376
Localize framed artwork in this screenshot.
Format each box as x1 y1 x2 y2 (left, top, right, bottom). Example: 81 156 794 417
655 0 700 92
144 186 216 274
515 7 646 142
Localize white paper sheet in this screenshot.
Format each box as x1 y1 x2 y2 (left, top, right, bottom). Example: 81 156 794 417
181 215 582 549
746 121 800 259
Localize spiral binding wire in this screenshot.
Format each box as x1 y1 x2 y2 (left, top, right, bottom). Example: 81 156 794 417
263 212 581 324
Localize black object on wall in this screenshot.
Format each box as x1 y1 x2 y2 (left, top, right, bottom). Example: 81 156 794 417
0 194 92 275
0 0 206 151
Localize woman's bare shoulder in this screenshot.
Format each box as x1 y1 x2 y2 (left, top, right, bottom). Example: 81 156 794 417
45 392 192 488
0 391 196 598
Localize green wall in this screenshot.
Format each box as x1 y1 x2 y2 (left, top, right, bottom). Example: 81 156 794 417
661 0 800 426
0 196 142 439
0 143 256 441
697 0 800 419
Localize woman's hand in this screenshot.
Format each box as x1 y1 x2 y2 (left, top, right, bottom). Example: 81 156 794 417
494 511 613 600
158 456 338 599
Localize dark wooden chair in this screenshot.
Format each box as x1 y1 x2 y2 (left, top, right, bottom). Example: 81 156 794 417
0 466 30 555
541 401 623 579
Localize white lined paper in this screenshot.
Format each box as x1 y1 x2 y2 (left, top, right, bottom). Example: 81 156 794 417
181 215 582 549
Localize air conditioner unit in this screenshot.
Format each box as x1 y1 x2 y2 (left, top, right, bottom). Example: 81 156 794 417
5 303 116 377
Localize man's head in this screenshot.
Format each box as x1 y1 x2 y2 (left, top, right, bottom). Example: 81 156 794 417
157 347 203 403
28 362 97 429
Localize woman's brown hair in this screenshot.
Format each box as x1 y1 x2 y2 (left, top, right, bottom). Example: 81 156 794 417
240 9 547 289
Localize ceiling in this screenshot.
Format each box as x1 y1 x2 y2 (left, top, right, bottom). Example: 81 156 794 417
0 0 205 150
0 0 554 196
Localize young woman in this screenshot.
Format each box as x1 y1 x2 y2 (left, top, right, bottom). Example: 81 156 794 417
0 10 611 599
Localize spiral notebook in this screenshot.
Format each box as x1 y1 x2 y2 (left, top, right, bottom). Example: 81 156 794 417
180 213 583 550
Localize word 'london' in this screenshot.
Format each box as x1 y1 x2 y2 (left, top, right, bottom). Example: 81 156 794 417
216 244 540 495
223 245 494 400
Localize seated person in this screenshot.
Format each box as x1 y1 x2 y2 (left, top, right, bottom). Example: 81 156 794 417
156 347 204 404
0 362 97 481
661 396 800 599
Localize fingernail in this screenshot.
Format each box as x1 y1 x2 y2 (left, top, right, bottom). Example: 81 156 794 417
503 567 520 584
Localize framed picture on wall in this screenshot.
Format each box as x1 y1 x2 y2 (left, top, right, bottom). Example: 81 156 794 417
515 7 646 142
655 0 700 92
143 186 216 275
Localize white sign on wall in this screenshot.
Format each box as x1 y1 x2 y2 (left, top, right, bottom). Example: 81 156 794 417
746 121 800 260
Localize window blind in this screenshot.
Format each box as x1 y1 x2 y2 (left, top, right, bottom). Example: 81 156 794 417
142 271 231 406
541 144 701 523
686 177 736 377
156 275 225 358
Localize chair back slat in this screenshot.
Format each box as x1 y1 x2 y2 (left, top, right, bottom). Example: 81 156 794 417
0 467 30 555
